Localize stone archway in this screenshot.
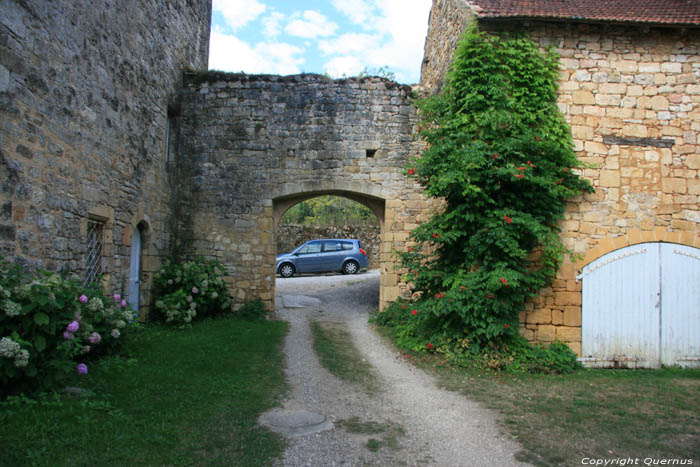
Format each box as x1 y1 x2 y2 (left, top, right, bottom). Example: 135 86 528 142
174 73 432 312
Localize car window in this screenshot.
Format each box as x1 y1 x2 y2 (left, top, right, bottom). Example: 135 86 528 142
298 242 322 254
341 242 354 251
324 241 342 252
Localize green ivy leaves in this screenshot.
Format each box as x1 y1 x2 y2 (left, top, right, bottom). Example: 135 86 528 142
397 26 593 346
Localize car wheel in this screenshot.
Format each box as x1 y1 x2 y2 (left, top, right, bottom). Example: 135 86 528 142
342 260 359 275
279 263 295 278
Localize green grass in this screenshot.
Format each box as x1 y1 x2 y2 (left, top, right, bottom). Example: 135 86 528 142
310 320 378 394
0 316 289 466
426 360 700 466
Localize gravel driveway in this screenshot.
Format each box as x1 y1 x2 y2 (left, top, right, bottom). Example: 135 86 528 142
268 270 529 467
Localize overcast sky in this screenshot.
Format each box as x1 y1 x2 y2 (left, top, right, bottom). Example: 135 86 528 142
208 0 433 84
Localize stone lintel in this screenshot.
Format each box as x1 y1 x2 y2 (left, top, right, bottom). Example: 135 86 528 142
602 135 674 148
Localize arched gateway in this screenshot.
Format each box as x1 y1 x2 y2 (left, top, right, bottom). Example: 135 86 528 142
172 72 433 311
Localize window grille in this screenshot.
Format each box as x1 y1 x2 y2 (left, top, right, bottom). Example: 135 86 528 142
84 220 104 286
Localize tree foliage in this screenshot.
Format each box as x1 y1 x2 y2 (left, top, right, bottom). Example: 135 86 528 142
281 196 377 227
388 27 593 349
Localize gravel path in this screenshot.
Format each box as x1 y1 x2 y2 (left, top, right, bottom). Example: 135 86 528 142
268 270 529 467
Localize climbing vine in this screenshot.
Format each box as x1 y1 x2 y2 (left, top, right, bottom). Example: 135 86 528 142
376 26 593 353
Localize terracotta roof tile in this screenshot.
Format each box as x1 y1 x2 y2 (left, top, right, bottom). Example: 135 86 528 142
468 0 700 26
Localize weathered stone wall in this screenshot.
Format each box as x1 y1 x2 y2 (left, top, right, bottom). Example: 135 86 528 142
518 22 700 355
276 223 382 269
175 72 431 311
420 0 474 93
421 2 700 355
0 0 211 314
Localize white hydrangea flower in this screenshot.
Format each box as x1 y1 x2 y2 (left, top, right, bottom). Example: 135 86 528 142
88 297 104 312
110 329 120 339
0 337 21 358
13 349 29 368
3 299 21 317
115 319 126 329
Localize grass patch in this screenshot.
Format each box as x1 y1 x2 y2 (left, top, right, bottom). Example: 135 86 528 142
0 316 289 466
310 320 379 395
336 416 405 453
427 360 700 466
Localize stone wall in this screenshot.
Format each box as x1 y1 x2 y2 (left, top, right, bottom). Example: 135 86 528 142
276 223 382 269
518 22 700 356
420 2 700 355
0 0 211 315
175 72 430 311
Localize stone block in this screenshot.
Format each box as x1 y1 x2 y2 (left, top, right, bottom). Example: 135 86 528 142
573 91 595 105
562 307 582 326
556 326 581 342
599 170 620 187
555 291 582 306
622 124 648 138
537 325 556 342
527 309 552 325
662 178 687 194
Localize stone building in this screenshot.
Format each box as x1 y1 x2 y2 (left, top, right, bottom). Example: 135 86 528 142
421 0 700 366
0 0 212 316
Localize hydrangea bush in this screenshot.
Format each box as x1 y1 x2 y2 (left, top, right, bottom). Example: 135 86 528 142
152 257 232 325
0 259 135 395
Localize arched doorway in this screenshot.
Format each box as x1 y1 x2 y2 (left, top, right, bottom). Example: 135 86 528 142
579 242 700 368
273 191 384 308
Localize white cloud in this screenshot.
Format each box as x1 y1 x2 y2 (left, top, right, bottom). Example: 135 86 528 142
323 0 433 83
213 0 266 30
209 31 305 76
331 0 377 27
323 56 365 78
318 33 377 56
262 10 285 38
285 10 339 39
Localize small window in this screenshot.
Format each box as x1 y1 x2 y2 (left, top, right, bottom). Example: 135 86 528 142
298 242 322 255
324 241 342 252
366 149 377 158
84 219 104 286
341 242 354 251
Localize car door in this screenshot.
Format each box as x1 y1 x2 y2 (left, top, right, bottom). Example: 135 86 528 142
321 240 344 271
294 241 323 273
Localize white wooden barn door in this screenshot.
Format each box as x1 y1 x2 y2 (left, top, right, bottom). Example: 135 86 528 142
659 244 700 367
580 242 700 368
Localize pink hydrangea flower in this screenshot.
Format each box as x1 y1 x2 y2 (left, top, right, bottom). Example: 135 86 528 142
113 293 121 303
67 320 79 333
76 363 88 375
79 295 88 304
89 332 101 344
63 331 74 340
121 299 127 308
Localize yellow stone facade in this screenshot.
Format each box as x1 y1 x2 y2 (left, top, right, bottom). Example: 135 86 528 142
515 24 700 355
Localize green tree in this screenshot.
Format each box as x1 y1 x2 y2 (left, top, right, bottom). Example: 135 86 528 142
395 27 593 348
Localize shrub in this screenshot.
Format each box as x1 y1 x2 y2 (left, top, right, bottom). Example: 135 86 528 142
373 300 580 375
391 26 592 348
152 257 232 325
0 259 135 395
